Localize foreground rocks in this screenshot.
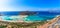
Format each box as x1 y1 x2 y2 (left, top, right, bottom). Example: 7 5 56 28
37 15 60 28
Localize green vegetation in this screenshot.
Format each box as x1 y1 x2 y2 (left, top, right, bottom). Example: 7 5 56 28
0 26 6 28
0 20 48 28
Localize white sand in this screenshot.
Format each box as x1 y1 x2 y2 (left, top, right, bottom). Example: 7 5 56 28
0 15 28 22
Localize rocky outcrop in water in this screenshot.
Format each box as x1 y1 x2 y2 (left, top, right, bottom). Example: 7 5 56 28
20 11 37 15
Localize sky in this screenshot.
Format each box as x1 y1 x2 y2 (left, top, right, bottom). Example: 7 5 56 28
0 0 60 11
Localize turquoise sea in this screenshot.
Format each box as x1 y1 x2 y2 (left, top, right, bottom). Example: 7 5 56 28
0 11 60 22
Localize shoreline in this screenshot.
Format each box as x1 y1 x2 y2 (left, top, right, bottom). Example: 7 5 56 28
0 15 60 28
37 15 60 28
0 15 59 23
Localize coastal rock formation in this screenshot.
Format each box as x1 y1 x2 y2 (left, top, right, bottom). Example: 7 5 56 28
37 15 60 28
47 15 60 28
20 11 37 15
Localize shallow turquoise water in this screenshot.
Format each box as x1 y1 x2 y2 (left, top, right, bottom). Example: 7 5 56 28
0 15 56 22
25 15 56 21
0 11 60 22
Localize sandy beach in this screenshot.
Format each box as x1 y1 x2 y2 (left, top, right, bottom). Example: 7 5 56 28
0 15 28 22
0 15 60 28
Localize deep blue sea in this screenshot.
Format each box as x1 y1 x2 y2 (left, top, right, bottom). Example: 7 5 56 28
0 11 60 22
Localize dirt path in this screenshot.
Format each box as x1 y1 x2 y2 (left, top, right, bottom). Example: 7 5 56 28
37 16 60 28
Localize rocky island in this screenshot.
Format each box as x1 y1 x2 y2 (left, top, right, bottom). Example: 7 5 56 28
0 11 37 23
